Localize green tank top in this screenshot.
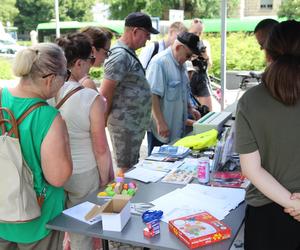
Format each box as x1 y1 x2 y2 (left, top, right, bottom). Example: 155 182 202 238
0 88 66 243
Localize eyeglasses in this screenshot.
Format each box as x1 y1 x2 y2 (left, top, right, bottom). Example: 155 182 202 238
42 69 71 82
181 45 193 60
137 27 151 37
101 47 111 57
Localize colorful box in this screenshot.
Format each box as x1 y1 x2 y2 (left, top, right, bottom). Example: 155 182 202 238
169 212 231 249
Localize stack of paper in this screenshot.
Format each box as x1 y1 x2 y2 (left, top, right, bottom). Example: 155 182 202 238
151 184 245 223
135 160 183 172
124 167 167 183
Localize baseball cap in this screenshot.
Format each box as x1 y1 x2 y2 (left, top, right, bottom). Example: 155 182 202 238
177 32 201 55
125 12 159 34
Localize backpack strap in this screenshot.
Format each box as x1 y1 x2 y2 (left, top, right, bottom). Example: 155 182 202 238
0 88 48 138
145 41 159 70
110 47 145 75
56 86 84 109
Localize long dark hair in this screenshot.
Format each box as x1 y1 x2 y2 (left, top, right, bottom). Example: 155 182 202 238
262 20 300 105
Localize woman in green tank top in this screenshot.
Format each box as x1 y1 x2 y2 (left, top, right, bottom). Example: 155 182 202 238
0 43 72 250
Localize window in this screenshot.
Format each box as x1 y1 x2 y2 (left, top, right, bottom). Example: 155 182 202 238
260 0 273 8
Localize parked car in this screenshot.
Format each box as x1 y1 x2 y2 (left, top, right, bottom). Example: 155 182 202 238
0 36 25 55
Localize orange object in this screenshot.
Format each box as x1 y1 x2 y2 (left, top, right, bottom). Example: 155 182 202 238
123 184 128 190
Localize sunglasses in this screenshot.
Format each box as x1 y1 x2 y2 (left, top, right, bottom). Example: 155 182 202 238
137 27 151 37
101 47 112 57
42 69 71 82
84 55 96 65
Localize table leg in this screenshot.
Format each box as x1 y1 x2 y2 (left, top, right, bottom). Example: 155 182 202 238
102 239 109 250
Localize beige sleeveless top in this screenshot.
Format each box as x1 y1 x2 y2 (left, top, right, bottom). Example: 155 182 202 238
56 81 99 174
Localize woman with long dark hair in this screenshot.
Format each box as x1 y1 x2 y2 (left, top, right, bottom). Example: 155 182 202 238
235 20 300 250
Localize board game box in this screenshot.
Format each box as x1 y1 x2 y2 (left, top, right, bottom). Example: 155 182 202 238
168 211 231 249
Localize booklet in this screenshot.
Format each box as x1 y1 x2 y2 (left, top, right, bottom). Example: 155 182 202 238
63 201 102 225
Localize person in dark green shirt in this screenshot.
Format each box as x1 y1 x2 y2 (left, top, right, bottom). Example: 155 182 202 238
235 20 300 250
0 43 72 250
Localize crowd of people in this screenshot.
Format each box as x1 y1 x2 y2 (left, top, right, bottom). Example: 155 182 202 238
0 10 299 250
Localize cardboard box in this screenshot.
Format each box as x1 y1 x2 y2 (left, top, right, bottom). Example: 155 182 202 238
99 195 131 231
169 212 231 249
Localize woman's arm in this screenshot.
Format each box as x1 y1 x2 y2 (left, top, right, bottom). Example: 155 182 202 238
41 114 73 187
90 95 114 187
99 78 117 123
240 150 300 210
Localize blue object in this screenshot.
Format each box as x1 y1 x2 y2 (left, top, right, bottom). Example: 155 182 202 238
142 210 163 223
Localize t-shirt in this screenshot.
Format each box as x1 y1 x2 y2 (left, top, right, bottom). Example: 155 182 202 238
235 84 300 207
147 47 190 143
104 40 151 133
139 40 166 69
0 88 65 243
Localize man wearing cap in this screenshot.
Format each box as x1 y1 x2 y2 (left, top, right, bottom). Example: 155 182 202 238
100 12 159 171
146 31 201 155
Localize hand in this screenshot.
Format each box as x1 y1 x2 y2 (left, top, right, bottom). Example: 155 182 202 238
190 108 201 120
284 193 300 222
157 121 169 139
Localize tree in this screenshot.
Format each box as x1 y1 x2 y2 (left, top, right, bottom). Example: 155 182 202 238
59 0 96 22
15 0 96 34
104 0 239 20
278 0 300 19
0 0 19 26
15 0 55 34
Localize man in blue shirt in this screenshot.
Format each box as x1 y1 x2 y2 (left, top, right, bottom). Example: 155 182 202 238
146 32 201 155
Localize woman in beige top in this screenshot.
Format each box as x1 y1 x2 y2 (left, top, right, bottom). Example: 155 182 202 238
56 32 113 250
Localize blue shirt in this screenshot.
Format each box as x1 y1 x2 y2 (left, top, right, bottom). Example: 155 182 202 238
146 47 189 143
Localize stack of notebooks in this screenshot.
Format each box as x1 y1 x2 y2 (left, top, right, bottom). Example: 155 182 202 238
148 145 191 161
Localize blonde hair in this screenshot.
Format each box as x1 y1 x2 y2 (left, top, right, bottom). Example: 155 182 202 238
169 21 188 33
13 43 66 80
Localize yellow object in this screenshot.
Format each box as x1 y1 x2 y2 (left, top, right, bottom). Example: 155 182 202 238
97 192 108 197
174 129 218 150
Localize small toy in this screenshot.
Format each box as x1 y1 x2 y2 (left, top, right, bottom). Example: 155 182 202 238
115 176 124 183
128 182 136 189
98 180 138 198
142 211 163 238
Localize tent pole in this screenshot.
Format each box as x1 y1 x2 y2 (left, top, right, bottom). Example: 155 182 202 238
220 0 227 110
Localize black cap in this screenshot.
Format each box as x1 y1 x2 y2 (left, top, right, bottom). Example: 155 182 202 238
177 32 201 55
125 12 159 34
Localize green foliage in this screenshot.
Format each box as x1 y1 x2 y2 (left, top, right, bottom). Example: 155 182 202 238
14 0 96 34
58 0 95 22
89 67 104 83
104 0 239 19
15 0 54 34
278 0 300 19
206 32 266 77
0 0 19 25
0 58 14 80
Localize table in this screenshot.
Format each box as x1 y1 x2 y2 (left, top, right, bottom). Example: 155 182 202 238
47 181 245 250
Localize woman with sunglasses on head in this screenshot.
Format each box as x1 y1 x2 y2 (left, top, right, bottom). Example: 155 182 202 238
0 43 72 250
80 26 113 92
55 32 113 250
